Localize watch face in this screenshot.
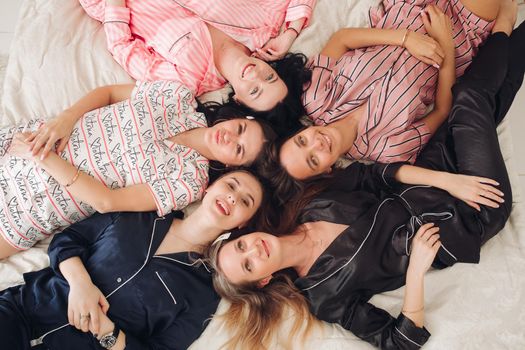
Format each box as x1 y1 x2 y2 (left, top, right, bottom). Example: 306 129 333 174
99 334 117 349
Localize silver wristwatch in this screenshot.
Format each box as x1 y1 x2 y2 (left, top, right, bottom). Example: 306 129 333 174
99 325 120 349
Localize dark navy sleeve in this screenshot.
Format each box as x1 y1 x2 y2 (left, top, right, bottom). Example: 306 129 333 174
341 297 431 349
48 213 118 275
124 301 219 350
336 161 407 195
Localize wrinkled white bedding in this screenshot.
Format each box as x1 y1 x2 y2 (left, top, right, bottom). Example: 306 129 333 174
1 0 524 349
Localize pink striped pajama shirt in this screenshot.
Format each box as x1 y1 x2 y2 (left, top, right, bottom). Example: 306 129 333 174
304 0 493 163
0 81 209 250
79 0 316 96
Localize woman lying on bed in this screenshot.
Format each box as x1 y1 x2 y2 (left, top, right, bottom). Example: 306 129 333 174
79 0 315 135
0 81 275 259
273 0 511 169
207 15 523 349
0 169 267 350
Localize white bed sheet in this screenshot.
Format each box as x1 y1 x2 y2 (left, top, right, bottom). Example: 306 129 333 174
1 1 524 349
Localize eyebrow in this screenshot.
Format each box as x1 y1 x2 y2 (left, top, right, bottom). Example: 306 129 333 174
254 75 278 100
233 176 255 206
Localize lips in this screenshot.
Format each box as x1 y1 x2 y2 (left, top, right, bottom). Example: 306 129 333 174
216 199 230 216
241 63 255 78
261 239 270 258
320 132 332 152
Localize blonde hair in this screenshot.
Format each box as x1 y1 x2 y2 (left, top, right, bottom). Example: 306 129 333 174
204 240 317 349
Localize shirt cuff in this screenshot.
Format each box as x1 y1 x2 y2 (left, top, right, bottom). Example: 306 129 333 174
104 5 130 23
394 313 431 348
285 5 313 28
380 162 407 188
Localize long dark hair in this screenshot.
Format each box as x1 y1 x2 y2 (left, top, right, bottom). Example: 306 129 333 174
197 101 278 182
214 53 312 138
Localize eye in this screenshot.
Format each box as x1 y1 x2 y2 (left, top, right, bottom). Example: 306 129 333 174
236 144 242 155
241 197 249 207
237 124 242 135
265 73 274 81
237 240 245 251
228 182 235 190
298 135 306 146
245 261 252 272
310 156 319 167
250 86 259 96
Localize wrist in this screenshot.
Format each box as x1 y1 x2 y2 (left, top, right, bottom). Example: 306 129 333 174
284 27 300 39
401 29 410 48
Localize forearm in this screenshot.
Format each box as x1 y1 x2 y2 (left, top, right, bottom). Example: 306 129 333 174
59 256 93 287
322 28 406 59
35 152 112 212
64 85 133 121
401 267 425 327
287 18 306 33
394 164 449 189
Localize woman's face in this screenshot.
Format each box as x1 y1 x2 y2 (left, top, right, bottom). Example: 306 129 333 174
218 232 281 285
229 56 288 112
202 171 263 230
205 118 265 166
279 126 342 179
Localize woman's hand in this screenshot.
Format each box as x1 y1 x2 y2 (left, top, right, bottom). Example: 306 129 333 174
8 133 38 160
68 280 110 335
443 173 504 211
253 30 296 61
409 223 440 276
421 5 454 52
25 109 78 160
403 30 445 68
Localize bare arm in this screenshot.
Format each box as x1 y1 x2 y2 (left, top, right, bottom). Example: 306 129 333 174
29 84 135 158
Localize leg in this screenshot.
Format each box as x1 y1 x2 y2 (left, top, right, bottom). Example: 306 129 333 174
0 287 32 350
460 0 501 21
494 20 525 123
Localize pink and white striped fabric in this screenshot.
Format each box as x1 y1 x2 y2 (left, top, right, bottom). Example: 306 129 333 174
79 0 316 96
0 81 209 250
304 0 493 163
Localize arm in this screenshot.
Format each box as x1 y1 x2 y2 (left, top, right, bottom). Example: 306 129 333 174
9 134 156 213
321 27 445 65
28 84 134 159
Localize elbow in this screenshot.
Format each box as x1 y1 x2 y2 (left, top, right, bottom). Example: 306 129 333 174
91 196 116 214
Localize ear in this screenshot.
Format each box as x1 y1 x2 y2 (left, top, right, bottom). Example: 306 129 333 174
232 94 239 103
257 275 273 288
325 167 333 174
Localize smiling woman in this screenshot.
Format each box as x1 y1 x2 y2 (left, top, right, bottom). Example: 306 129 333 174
0 81 276 259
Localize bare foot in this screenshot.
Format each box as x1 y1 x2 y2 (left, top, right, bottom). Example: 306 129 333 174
493 0 518 35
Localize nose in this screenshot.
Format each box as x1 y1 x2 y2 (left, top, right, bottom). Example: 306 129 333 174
245 65 263 81
247 241 263 257
223 130 238 144
312 132 326 151
227 193 236 205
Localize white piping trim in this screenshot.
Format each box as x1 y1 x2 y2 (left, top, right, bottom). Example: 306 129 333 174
301 198 394 291
156 271 177 305
31 216 167 345
394 326 423 347
153 255 212 273
400 185 431 196
381 164 390 186
439 242 458 261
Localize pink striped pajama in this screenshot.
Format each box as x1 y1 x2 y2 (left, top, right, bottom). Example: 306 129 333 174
0 81 209 250
304 0 493 163
79 0 316 96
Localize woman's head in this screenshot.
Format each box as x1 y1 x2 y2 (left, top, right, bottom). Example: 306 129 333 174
198 103 277 168
200 170 264 231
226 53 312 137
203 234 315 349
280 125 343 180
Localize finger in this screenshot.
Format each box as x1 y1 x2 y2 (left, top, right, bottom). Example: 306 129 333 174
482 184 504 197
90 310 100 335
432 240 441 252
417 55 439 68
427 233 440 246
74 313 81 330
480 189 504 203
421 11 431 30
100 295 110 314
30 134 48 155
68 307 74 325
432 41 445 59
465 200 481 211
25 132 38 143
80 313 90 332
475 195 500 208
477 177 499 186
255 49 274 61
416 223 435 237
422 226 440 241
57 138 69 154
428 52 443 66
41 141 55 160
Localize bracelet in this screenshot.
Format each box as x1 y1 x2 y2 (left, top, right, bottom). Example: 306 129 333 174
65 168 81 188
401 29 410 48
402 306 424 314
285 27 300 38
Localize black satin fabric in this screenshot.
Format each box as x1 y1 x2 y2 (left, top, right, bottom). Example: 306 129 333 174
0 211 219 350
294 26 525 350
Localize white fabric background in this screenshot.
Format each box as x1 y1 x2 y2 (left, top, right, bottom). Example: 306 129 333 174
0 1 524 349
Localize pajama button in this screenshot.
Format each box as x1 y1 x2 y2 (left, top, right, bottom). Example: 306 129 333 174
117 277 122 283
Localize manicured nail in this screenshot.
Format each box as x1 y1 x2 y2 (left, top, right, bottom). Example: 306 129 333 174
433 64 440 69
40 155 45 161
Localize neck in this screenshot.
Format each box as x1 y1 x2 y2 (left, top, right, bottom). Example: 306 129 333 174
278 226 319 274
208 25 250 80
331 105 364 155
163 208 225 255
171 128 216 161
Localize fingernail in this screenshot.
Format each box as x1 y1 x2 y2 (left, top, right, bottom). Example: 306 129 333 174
40 155 45 161
433 64 440 69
